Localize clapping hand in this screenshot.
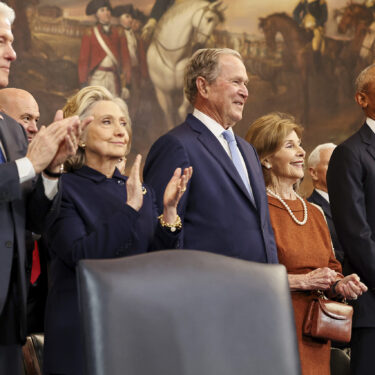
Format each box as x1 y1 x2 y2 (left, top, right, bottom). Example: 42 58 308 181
126 154 143 211
162 166 193 224
27 110 92 176
47 110 93 173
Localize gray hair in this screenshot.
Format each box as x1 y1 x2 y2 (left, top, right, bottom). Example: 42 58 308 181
63 86 132 171
0 2 15 24
307 143 336 168
184 48 243 105
355 63 375 93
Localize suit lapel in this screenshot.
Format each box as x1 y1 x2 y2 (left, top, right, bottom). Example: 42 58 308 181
311 190 332 219
360 123 375 161
0 113 27 162
237 138 265 210
187 115 255 205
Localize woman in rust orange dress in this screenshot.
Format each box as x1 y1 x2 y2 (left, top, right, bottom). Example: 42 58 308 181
246 112 367 375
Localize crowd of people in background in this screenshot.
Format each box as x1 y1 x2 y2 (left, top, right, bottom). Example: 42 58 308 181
1 1 375 375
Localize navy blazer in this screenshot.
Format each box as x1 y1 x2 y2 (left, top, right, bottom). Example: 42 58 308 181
327 123 375 328
307 189 344 264
144 114 278 263
44 166 179 375
0 112 57 344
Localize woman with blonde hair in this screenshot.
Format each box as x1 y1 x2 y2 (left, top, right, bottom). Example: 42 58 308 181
246 112 367 375
43 86 192 375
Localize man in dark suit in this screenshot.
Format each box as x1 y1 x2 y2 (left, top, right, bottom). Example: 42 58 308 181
327 63 375 375
307 143 344 264
144 48 278 263
0 88 47 334
0 3 88 373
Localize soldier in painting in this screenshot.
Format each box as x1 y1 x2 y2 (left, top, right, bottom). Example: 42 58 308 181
113 4 148 116
132 9 148 36
78 0 131 98
141 0 174 41
293 0 327 66
360 0 375 62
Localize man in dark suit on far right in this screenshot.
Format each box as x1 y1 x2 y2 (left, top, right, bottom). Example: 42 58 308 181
327 63 375 375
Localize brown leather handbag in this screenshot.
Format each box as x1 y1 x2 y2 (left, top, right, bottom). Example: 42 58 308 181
303 293 353 343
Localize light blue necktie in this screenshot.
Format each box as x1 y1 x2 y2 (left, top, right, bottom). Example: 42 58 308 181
222 130 255 205
0 147 5 164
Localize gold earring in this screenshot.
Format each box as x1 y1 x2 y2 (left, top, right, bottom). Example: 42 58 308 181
79 143 86 149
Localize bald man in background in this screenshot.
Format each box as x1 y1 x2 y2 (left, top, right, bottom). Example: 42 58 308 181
0 88 39 142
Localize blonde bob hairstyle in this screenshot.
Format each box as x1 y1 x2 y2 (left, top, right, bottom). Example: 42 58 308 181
63 86 132 171
245 112 303 186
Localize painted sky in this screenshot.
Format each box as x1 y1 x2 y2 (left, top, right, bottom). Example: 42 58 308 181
38 0 351 35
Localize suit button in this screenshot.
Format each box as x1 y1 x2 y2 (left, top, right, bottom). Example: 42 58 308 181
5 241 13 248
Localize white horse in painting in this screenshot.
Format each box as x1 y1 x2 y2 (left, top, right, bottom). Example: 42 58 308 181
147 0 225 130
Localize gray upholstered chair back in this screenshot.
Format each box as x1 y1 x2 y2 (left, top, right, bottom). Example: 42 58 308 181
77 250 301 375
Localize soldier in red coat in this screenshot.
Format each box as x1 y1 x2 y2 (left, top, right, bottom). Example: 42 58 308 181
78 0 131 97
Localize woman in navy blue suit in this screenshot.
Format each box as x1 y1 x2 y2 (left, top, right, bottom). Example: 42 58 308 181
43 86 192 375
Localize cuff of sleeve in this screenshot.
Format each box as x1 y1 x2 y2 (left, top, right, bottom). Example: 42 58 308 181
42 174 59 200
16 157 36 184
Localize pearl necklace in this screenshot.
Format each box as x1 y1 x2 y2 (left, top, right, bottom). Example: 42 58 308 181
266 188 308 225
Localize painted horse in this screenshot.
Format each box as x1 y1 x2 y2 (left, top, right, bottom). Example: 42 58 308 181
259 12 348 123
147 0 225 130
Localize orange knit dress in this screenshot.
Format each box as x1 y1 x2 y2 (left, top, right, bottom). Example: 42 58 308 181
267 195 342 375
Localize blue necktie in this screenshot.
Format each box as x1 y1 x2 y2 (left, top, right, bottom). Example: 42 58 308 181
0 147 5 164
222 130 255 205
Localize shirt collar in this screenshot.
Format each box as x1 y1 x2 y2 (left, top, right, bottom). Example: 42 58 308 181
315 188 329 203
192 108 233 139
73 165 126 183
366 117 375 134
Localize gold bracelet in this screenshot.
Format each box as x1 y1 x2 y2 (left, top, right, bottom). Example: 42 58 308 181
158 214 182 232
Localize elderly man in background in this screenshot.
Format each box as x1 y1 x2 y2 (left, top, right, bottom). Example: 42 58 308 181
0 88 39 142
327 63 375 375
307 143 344 264
144 48 278 264
0 3 89 374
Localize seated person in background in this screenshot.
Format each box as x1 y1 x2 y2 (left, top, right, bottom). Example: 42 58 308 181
307 143 344 264
43 86 192 375
245 112 367 375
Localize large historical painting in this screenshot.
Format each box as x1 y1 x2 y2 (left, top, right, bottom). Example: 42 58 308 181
6 0 369 193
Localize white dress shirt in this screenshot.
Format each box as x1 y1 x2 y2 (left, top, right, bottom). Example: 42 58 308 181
366 117 375 134
315 188 329 203
192 108 250 184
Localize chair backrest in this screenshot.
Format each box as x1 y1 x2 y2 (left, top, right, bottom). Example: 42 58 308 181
22 334 44 375
77 250 301 375
330 347 350 375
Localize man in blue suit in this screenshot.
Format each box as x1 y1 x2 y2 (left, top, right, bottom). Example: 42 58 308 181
144 48 278 263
